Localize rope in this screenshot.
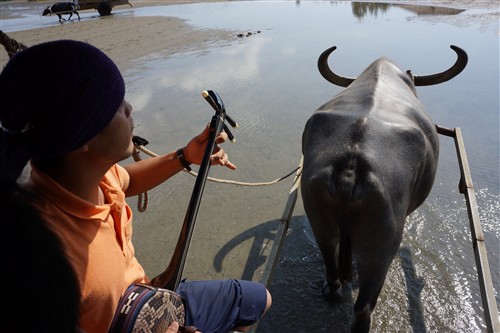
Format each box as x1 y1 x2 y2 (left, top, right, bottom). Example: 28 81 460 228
132 144 302 212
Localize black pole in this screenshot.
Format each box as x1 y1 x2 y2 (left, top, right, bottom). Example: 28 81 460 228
150 90 232 291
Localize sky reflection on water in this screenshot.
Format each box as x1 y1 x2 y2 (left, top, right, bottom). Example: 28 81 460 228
120 2 499 331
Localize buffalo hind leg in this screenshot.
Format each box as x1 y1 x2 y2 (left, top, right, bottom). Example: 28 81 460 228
303 194 343 299
320 241 343 300
351 260 391 332
314 221 345 299
350 230 400 333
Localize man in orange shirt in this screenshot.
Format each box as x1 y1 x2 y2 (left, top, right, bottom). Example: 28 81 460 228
0 40 271 333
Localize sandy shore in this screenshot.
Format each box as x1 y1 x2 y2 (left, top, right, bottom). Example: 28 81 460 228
0 0 237 69
1 0 498 69
1 16 235 71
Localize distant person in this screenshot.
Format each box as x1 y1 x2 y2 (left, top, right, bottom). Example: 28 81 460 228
0 39 271 333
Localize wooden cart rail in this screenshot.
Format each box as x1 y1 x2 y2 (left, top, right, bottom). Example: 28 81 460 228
436 125 499 333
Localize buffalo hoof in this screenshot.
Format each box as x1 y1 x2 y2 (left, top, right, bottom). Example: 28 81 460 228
351 304 372 333
321 280 343 301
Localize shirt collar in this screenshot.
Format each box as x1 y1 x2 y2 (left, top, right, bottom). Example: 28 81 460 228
28 165 111 220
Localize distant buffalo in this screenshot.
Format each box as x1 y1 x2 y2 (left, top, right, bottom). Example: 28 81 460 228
301 45 467 332
42 3 80 23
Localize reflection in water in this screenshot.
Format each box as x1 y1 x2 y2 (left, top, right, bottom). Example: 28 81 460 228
395 4 466 16
351 2 465 19
351 2 390 19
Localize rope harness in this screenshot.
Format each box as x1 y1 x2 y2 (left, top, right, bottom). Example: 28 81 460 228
132 143 302 212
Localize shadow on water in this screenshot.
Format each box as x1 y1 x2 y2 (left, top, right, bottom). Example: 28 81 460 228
399 245 426 333
215 216 354 332
220 217 430 332
213 219 277 281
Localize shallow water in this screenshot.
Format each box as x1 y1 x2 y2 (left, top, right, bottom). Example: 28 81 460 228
128 3 499 331
3 1 499 332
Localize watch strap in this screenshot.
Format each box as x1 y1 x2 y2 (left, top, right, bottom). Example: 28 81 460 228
176 148 192 171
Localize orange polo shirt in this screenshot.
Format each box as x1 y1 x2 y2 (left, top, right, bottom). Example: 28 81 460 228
28 164 148 333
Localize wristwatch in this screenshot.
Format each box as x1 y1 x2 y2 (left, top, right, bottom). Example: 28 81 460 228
176 148 192 171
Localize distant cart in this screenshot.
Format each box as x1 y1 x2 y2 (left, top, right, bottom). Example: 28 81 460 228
76 0 132 16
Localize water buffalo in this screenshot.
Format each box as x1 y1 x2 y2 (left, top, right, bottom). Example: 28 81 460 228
301 45 467 332
42 3 80 23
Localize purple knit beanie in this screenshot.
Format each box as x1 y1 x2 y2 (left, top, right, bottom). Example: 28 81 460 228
0 40 125 180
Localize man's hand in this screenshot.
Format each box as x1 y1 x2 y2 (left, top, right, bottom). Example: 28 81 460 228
165 321 202 333
183 124 237 170
165 321 180 333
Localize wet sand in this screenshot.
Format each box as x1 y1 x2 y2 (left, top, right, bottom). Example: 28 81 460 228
0 1 238 70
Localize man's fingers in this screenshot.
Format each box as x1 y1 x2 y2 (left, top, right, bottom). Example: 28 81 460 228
224 160 237 170
210 151 237 170
196 125 228 145
215 131 228 144
196 123 211 142
165 321 179 333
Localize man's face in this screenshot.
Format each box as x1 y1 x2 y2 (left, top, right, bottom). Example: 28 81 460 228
87 100 135 165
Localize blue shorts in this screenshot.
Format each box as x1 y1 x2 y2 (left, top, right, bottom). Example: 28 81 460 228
177 279 267 333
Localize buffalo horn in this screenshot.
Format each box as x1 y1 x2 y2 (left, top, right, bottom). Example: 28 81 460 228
413 45 468 86
317 46 355 87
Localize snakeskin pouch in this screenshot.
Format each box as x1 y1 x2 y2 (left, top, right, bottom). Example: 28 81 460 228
108 283 185 333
